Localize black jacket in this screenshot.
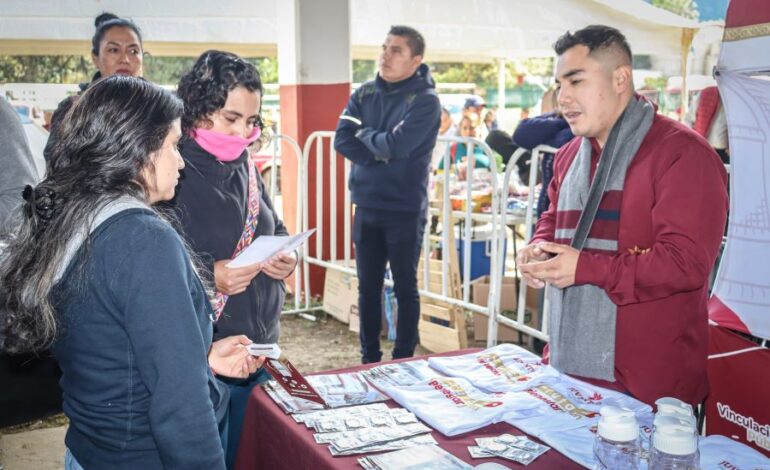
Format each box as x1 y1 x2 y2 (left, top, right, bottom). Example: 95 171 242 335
334 63 441 212
169 138 288 343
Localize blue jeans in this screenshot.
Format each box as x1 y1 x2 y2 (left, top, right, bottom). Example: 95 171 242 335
222 367 271 469
353 207 427 363
64 449 85 470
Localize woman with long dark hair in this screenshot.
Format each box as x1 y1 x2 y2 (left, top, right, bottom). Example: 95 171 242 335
45 12 145 161
171 50 296 468
0 76 260 470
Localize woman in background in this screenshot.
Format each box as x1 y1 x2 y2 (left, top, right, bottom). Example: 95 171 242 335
45 12 144 161
438 113 493 179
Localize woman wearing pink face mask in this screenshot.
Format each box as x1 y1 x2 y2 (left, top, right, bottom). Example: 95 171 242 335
170 50 297 469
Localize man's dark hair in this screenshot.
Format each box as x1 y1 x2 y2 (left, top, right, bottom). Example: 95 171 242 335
553 25 632 66
388 25 426 57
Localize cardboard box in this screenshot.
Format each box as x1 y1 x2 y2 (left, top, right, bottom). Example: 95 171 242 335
472 310 540 343
471 275 517 311
322 269 359 324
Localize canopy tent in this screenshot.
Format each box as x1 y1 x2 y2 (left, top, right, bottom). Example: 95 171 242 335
704 0 770 457
0 0 699 63
709 0 770 341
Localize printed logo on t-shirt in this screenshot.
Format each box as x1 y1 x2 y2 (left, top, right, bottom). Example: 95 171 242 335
476 353 541 382
429 378 504 409
526 384 600 420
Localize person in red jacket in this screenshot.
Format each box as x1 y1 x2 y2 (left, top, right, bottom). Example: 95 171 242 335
517 25 727 408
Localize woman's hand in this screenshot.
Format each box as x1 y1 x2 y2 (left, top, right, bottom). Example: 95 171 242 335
208 335 264 378
262 251 298 280
214 260 261 295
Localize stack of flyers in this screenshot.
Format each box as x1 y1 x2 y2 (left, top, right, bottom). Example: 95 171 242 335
263 380 325 414
308 372 388 408
293 403 391 427
327 422 432 455
469 434 550 465
360 360 441 390
264 357 326 407
263 370 389 413
358 444 472 470
310 408 419 433
330 434 437 457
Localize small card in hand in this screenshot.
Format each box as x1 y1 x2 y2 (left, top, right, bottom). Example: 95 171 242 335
246 343 282 360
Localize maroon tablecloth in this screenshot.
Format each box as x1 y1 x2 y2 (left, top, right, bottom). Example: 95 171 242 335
234 349 582 469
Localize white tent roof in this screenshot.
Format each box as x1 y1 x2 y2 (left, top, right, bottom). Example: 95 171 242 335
0 0 701 61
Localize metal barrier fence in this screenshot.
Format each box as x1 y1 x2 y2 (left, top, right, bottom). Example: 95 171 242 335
284 130 558 348
258 133 307 315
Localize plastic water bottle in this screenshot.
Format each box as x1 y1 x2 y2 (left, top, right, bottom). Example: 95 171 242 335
649 397 696 456
649 420 700 469
655 397 693 418
593 406 641 470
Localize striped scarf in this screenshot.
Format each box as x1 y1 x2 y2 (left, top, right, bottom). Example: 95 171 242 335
546 95 654 381
210 161 260 321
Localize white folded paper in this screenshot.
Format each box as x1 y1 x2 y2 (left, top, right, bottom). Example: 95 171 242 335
227 229 316 268
246 343 282 360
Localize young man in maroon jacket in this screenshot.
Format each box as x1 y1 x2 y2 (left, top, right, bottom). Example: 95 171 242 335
517 25 728 408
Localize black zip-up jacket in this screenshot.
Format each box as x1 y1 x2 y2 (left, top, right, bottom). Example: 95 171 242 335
334 63 441 212
169 138 288 343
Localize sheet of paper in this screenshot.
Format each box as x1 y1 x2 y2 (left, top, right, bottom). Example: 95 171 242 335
227 228 316 268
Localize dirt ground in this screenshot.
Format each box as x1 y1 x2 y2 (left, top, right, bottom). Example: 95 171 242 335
0 312 435 470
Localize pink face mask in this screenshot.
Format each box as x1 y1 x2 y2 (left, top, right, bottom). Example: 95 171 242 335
192 126 262 162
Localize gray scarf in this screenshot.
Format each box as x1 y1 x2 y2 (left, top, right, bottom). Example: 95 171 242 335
547 96 654 381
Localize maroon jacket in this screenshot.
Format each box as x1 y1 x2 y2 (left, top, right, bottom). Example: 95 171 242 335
532 112 728 407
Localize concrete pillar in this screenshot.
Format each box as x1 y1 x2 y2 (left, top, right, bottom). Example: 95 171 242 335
278 0 351 296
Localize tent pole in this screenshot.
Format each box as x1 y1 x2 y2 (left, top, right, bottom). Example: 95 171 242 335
680 27 696 120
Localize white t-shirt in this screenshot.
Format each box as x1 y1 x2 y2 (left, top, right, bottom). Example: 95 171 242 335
428 343 560 392
506 374 652 437
537 417 653 469
699 435 770 470
384 376 540 437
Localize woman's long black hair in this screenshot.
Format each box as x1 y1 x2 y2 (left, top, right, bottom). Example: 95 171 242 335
0 75 183 354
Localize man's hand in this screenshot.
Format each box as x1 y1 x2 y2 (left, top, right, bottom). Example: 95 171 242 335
262 251 298 280
516 243 552 288
214 260 262 295
209 335 264 378
519 242 580 289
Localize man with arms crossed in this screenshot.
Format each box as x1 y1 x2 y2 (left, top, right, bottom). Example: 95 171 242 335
334 26 441 363
518 25 727 407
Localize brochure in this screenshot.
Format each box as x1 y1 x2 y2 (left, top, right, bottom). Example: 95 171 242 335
227 228 316 268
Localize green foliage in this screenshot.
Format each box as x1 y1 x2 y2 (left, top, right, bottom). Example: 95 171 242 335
353 59 376 83
0 55 278 86
0 55 93 84
650 0 700 20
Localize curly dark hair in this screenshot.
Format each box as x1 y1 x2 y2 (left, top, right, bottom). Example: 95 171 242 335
176 50 264 135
